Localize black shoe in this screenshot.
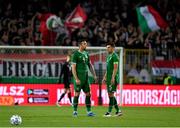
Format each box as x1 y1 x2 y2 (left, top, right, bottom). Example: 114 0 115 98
114 111 123 117
103 112 112 117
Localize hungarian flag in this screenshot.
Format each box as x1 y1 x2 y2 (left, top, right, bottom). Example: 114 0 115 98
151 60 176 77
65 4 87 31
136 5 168 34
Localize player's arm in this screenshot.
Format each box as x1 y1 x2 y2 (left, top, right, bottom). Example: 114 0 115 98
60 64 65 77
88 62 97 83
102 71 107 83
58 63 64 83
72 63 80 85
111 62 118 85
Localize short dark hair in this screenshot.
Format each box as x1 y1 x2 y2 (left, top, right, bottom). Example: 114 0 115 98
106 42 115 47
78 37 87 44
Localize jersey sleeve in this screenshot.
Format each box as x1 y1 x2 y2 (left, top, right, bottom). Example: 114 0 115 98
71 51 77 64
113 53 119 65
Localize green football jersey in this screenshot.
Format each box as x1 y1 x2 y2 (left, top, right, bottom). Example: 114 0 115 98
106 52 119 82
72 50 90 73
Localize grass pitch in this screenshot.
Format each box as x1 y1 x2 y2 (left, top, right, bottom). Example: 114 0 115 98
0 106 180 127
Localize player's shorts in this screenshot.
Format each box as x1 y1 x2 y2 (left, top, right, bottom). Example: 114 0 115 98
73 72 90 93
64 82 70 89
106 80 118 93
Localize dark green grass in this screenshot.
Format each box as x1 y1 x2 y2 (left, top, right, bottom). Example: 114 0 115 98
0 106 180 127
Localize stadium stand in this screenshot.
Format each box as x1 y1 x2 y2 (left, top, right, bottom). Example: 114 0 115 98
0 0 179 84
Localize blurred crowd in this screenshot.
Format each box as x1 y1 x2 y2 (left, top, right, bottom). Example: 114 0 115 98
0 0 179 58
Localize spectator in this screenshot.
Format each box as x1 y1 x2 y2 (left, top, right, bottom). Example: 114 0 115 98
163 73 174 85
0 0 178 61
126 64 141 84
139 66 151 83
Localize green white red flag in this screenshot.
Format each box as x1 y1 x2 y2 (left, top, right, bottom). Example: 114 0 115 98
136 5 168 34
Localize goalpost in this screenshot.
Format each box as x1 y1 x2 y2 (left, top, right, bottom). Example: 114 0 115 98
0 46 123 106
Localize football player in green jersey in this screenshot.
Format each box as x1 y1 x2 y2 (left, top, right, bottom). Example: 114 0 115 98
71 39 97 117
102 42 122 117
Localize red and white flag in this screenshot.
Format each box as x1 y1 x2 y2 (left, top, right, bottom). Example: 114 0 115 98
65 4 87 31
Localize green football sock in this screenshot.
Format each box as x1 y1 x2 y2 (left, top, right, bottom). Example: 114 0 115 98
108 97 114 113
85 96 91 112
73 96 79 111
113 97 119 112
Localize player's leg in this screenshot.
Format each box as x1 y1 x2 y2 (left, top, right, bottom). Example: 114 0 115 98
104 93 122 117
104 82 116 117
65 82 72 105
103 82 113 117
66 88 72 105
110 93 122 117
57 81 69 103
56 88 67 107
58 89 67 102
113 86 122 117
73 91 80 117
113 96 119 112
85 92 91 112
85 92 95 117
83 82 95 117
73 81 81 117
104 92 114 117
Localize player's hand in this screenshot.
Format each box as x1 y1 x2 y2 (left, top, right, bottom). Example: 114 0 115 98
111 78 115 85
94 76 98 83
102 77 106 83
75 79 81 85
